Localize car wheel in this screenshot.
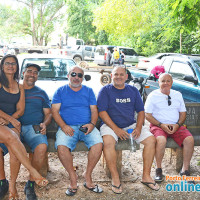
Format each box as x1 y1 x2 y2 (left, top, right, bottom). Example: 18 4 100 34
74 56 82 63
100 74 111 86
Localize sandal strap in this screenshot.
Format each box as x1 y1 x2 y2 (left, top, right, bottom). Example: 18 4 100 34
112 184 121 189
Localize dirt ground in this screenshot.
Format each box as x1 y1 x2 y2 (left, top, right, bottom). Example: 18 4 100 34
3 145 200 200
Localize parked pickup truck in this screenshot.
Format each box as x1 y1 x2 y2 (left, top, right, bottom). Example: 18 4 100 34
48 38 96 63
129 54 200 102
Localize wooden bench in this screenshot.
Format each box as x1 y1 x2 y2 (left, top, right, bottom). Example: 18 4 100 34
25 102 200 176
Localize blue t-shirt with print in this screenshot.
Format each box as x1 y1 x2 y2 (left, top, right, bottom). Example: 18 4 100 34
97 84 144 128
20 86 51 125
52 85 96 125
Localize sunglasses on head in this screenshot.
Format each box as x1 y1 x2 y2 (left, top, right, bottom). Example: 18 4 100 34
70 72 83 78
168 95 171 106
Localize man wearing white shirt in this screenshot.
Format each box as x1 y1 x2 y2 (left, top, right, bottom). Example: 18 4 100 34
145 73 194 182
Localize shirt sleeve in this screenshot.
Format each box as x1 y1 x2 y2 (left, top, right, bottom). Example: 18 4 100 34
52 87 62 104
144 93 154 113
178 92 186 112
97 86 109 112
89 88 97 105
134 88 144 113
42 91 51 108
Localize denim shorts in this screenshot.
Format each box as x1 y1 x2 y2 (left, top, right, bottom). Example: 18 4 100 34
0 143 8 156
55 125 103 151
21 125 48 152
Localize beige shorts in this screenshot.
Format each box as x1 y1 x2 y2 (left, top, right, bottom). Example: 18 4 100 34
100 123 153 143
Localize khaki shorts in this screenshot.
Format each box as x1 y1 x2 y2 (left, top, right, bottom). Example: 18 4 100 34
100 123 153 143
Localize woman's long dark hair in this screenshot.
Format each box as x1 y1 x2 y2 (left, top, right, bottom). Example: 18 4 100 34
0 54 20 88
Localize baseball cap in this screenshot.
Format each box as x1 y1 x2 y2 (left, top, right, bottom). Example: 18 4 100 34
25 63 41 71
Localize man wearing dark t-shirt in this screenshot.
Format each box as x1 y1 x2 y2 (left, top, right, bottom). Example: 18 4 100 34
21 63 52 200
97 66 159 193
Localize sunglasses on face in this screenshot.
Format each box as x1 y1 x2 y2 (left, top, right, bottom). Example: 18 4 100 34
168 95 171 106
70 72 83 78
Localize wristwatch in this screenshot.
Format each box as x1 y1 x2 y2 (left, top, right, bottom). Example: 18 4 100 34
176 122 181 127
157 122 162 127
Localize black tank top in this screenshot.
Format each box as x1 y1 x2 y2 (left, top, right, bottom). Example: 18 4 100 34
0 86 20 115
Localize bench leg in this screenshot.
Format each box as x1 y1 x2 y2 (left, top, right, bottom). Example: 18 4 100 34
101 150 122 178
166 148 183 172
28 152 49 177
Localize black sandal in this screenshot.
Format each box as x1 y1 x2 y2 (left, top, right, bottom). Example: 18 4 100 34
65 188 78 196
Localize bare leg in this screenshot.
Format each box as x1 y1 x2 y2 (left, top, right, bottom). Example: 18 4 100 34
182 136 194 172
155 136 167 168
141 136 159 190
57 145 77 189
0 126 48 187
102 135 122 193
8 151 20 198
0 148 5 180
29 144 47 181
84 143 102 188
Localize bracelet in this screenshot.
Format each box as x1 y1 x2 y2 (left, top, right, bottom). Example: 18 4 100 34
90 122 95 127
176 122 181 127
157 122 162 127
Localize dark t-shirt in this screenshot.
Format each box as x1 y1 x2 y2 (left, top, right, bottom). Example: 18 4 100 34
20 86 51 125
97 84 144 128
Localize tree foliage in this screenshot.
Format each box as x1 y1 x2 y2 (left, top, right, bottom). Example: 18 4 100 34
65 0 104 44
93 0 200 55
15 0 66 45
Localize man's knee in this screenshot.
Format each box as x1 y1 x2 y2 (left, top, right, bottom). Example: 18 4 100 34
91 142 103 151
142 135 156 147
156 136 167 146
183 136 194 147
102 135 116 149
57 145 70 157
34 144 47 156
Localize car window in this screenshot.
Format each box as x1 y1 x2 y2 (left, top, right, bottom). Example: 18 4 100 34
161 57 172 72
169 61 195 79
120 48 137 56
95 47 105 55
194 60 200 68
85 46 92 51
21 58 76 79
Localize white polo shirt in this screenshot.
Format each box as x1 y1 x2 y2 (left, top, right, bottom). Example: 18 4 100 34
145 89 186 124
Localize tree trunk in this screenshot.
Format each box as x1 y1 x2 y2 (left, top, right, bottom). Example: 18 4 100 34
180 31 182 54
30 1 36 45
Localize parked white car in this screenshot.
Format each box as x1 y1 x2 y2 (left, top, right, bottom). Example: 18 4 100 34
137 53 182 70
17 54 93 100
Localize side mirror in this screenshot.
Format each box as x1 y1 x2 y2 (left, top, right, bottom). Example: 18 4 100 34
84 74 91 81
183 75 198 85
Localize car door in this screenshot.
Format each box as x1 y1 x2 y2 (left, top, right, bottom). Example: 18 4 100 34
84 46 92 58
168 60 199 102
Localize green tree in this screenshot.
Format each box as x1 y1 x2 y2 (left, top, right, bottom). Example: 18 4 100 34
65 0 104 44
15 0 66 45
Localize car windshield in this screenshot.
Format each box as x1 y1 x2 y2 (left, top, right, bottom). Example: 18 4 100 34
20 58 76 80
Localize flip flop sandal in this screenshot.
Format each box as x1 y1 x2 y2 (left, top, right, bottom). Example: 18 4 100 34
111 184 122 194
65 188 78 196
141 181 160 191
83 182 103 193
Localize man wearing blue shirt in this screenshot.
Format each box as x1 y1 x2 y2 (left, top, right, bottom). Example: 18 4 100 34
51 66 103 196
21 63 52 200
97 66 159 193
